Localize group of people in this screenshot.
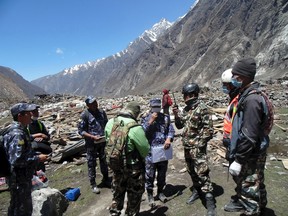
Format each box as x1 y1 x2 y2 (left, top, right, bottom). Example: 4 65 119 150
78 95 175 216
2 57 272 216
2 103 51 215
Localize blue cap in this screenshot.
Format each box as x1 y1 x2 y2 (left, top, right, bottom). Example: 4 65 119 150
10 103 35 116
149 98 161 107
85 96 96 104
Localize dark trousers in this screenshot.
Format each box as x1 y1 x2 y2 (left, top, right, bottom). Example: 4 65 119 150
145 157 168 193
86 142 109 186
7 170 33 216
32 141 52 172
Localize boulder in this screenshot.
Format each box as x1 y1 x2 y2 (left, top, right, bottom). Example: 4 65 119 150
32 187 69 216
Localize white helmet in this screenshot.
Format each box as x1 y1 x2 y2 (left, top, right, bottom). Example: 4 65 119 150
221 68 232 83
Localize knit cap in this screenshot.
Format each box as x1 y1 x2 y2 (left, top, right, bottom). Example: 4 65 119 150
232 58 256 79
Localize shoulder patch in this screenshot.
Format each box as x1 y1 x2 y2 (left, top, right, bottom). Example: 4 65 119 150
18 139 25 145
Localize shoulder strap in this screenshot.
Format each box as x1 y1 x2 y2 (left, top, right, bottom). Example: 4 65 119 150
37 120 43 132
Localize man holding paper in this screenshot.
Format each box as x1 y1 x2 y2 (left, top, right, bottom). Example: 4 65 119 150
141 98 175 207
78 96 110 194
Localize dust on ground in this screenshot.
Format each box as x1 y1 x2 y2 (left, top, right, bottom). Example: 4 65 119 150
51 136 287 216
1 124 287 216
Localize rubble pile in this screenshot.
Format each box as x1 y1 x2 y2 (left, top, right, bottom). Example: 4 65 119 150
0 78 287 164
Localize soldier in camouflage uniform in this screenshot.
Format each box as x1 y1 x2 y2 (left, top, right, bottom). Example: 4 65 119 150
172 83 216 216
78 96 110 194
105 101 150 216
141 98 175 207
225 58 272 216
3 103 48 216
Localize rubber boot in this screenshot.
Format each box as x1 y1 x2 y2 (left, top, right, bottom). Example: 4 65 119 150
205 193 216 216
186 188 200 205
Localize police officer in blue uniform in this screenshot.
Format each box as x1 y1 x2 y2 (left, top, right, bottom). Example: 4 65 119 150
78 96 110 194
141 98 175 207
4 103 48 216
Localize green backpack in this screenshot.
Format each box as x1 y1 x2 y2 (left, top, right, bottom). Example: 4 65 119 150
106 117 139 171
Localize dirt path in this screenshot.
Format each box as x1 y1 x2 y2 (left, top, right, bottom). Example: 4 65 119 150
75 137 287 216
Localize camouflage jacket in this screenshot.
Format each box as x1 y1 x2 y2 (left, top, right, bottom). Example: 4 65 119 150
3 121 39 170
175 100 213 149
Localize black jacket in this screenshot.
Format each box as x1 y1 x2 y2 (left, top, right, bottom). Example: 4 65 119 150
230 82 268 164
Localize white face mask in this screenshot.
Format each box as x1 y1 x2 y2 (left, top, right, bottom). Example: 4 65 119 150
31 116 38 120
151 107 161 113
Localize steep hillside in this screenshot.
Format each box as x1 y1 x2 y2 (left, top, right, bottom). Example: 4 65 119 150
0 66 46 100
114 0 288 95
0 73 28 109
31 19 173 96
32 0 288 97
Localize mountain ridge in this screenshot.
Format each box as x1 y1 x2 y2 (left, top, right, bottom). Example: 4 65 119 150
31 0 288 96
0 66 46 103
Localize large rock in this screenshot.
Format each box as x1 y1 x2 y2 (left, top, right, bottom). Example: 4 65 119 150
32 187 69 216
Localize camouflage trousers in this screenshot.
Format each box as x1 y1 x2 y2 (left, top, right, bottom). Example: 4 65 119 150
232 154 267 215
145 155 168 193
184 148 213 193
110 167 145 216
7 169 34 216
86 142 109 186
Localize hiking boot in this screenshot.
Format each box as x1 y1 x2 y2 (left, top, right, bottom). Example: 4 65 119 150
205 193 216 216
224 199 244 212
92 185 100 194
147 192 155 208
186 188 200 205
101 177 111 188
158 192 168 203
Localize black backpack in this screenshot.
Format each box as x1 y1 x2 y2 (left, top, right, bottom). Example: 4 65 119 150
0 126 12 177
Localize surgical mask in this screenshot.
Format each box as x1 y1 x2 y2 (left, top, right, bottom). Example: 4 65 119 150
222 86 230 94
151 107 161 113
231 77 242 88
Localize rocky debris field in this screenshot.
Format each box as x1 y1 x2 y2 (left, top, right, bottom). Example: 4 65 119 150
0 78 287 215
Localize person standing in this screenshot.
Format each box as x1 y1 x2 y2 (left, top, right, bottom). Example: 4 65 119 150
221 69 240 159
105 101 150 216
162 89 173 115
78 96 110 194
141 98 175 207
172 83 216 216
28 104 52 171
4 103 48 216
224 58 273 216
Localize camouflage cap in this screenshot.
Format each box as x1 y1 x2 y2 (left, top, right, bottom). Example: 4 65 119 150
10 103 35 116
149 98 161 107
125 101 141 118
85 96 96 104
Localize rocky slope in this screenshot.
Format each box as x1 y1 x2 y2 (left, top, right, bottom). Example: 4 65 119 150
31 19 173 96
0 66 46 110
31 0 288 97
